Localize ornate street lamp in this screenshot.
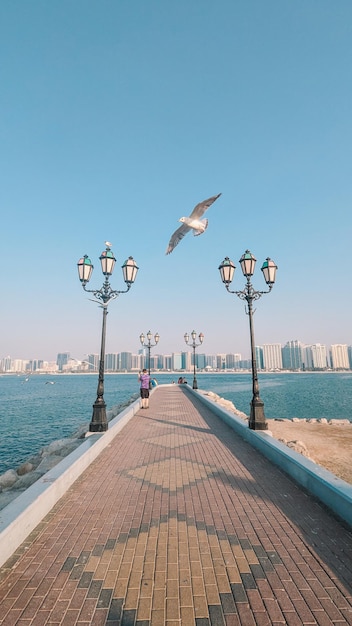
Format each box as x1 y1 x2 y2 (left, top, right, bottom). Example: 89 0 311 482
77 243 139 432
140 331 160 381
218 250 277 430
184 330 204 389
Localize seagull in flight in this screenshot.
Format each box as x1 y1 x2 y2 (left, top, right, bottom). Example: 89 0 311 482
166 193 221 255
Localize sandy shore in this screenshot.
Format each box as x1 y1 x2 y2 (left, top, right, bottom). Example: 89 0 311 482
201 391 352 486
268 419 352 485
1 390 350 518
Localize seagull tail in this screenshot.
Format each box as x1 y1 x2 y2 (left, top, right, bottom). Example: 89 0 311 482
193 218 208 236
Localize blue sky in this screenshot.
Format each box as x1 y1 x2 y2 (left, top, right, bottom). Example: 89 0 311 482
1 0 351 361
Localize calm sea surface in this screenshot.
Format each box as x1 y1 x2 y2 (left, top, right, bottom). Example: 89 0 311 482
0 372 352 474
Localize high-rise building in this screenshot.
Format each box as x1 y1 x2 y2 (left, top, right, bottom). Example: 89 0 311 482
155 354 165 370
225 353 241 369
105 353 118 371
11 359 27 372
148 355 158 371
1 356 12 372
32 360 44 371
262 344 283 370
138 347 147 369
87 354 99 370
197 353 206 369
172 353 183 370
164 355 172 370
205 354 217 370
216 354 226 370
282 340 304 370
348 346 352 370
131 353 143 370
181 351 192 370
56 352 70 372
255 347 264 370
308 344 328 370
118 352 133 371
330 344 349 370
239 359 251 369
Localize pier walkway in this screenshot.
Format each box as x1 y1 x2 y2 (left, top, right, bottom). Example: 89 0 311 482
0 385 352 625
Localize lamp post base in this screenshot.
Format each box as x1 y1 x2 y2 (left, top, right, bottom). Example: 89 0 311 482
193 378 198 390
249 396 268 430
89 400 108 432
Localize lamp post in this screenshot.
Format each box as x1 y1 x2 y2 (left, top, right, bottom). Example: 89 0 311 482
184 330 204 389
218 250 277 430
139 331 160 379
77 243 139 432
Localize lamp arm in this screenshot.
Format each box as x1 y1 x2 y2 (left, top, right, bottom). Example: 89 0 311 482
185 340 203 349
225 284 273 301
82 282 131 306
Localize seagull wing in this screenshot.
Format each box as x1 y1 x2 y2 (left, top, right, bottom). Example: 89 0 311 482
189 193 222 219
165 223 191 255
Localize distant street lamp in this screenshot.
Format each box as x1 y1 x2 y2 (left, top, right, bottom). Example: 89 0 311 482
77 243 139 432
184 331 204 389
218 250 277 430
140 331 160 380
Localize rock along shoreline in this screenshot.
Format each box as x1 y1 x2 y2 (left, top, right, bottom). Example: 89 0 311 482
0 394 139 511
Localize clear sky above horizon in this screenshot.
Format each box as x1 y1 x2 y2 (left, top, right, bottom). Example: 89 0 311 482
1 0 351 362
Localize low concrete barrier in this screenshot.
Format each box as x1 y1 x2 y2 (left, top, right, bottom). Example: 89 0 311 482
184 385 352 529
0 397 142 568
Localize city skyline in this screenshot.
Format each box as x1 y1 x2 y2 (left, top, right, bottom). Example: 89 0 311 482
1 2 352 360
2 339 352 373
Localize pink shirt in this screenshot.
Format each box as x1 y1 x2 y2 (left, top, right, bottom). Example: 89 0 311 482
139 373 150 389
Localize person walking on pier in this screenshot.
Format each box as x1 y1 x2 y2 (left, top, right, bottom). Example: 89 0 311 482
138 368 150 409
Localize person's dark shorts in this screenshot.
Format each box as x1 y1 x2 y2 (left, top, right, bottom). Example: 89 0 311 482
140 388 149 399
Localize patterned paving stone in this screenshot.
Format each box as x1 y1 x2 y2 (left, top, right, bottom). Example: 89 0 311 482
0 385 352 625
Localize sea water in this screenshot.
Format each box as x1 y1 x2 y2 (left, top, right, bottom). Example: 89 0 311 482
0 371 351 474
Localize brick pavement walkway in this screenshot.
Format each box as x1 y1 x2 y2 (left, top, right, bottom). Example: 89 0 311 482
0 385 352 625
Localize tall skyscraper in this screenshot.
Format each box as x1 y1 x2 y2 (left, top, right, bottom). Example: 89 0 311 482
216 354 226 370
0 355 12 372
164 355 172 370
155 354 165 370
197 353 206 369
11 359 27 373
308 344 328 370
105 353 118 371
118 352 133 371
282 340 304 370
205 354 217 370
262 344 283 370
56 352 70 372
132 353 143 370
31 360 43 371
255 347 264 370
348 346 352 370
172 353 183 370
225 353 241 369
181 351 192 370
330 344 349 370
138 347 147 369
87 354 99 370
